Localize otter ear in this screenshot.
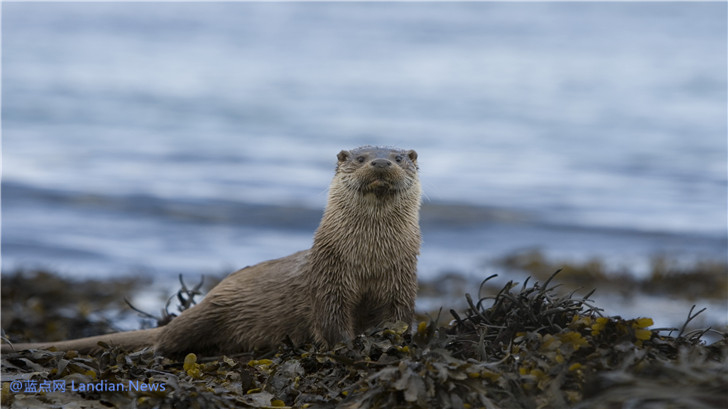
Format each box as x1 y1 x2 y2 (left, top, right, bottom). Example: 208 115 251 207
407 150 418 162
337 150 351 162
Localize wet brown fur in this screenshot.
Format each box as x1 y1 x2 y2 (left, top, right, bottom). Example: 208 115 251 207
1 146 421 356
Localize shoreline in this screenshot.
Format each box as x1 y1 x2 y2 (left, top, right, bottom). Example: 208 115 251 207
2 268 725 409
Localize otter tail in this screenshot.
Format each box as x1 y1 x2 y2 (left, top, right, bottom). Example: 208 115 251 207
1 327 162 355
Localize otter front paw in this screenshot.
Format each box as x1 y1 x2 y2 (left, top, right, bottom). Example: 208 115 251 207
314 323 354 349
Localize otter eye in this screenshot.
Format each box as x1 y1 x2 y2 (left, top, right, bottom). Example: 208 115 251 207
395 155 403 163
356 156 366 163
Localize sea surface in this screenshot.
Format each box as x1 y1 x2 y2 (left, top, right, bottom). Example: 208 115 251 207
2 3 726 327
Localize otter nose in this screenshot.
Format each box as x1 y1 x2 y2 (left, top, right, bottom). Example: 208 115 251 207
370 159 392 169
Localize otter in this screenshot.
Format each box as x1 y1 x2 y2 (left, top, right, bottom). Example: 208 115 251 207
1 146 421 356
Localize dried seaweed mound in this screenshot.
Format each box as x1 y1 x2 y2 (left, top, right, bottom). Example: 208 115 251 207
2 271 727 409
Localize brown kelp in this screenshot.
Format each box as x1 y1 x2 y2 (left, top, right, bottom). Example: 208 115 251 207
2 269 726 408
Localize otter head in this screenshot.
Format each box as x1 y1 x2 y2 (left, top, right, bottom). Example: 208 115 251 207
335 146 419 199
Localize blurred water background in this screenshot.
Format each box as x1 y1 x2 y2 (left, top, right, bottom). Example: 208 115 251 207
2 2 726 327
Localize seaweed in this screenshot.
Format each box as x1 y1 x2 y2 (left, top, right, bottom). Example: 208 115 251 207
496 250 728 301
125 274 206 327
1 270 147 343
2 270 727 409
